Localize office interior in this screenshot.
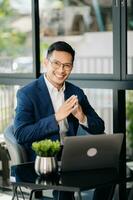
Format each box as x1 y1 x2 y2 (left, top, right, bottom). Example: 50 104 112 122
0 0 133 199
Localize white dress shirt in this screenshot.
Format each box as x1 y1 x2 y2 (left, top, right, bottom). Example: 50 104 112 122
44 75 68 144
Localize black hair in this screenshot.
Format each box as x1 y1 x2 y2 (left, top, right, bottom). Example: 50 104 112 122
46 41 75 63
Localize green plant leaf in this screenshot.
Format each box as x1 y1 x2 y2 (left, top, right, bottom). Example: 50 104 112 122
32 139 61 157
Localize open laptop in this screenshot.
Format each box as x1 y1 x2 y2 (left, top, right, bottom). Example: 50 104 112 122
61 133 123 172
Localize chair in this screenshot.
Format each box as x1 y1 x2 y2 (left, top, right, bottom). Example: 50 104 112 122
4 124 28 165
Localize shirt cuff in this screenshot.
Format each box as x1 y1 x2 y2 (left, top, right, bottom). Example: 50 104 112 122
79 116 88 128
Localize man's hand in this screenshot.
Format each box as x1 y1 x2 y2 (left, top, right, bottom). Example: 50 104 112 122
55 95 86 123
55 95 78 122
71 102 86 123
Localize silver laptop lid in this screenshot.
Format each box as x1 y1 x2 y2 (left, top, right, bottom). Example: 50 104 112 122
61 133 124 172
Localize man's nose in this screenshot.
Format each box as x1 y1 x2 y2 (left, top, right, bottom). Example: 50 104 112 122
59 64 65 71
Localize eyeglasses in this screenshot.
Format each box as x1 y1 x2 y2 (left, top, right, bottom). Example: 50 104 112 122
49 59 73 71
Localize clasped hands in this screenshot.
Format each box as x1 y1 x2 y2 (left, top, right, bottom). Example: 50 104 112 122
55 95 86 123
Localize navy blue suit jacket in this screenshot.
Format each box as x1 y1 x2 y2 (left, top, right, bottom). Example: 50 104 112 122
14 75 105 161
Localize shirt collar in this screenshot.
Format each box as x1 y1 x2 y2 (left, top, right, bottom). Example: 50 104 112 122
44 73 65 93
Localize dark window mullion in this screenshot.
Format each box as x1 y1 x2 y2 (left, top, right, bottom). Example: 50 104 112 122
121 0 127 80
113 0 121 79
113 89 126 200
32 0 40 78
113 1 126 199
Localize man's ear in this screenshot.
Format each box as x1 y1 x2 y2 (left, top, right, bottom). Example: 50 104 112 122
43 58 49 68
42 58 48 73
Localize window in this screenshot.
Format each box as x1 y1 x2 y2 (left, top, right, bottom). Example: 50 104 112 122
0 84 19 133
39 0 113 74
0 0 33 74
127 0 133 74
84 88 113 133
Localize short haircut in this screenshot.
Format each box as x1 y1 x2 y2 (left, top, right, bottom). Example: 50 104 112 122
46 41 75 63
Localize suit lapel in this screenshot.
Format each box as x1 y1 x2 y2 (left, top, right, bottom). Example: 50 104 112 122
37 75 55 114
64 82 76 136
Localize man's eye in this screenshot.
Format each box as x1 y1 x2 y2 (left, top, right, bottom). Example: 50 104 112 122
65 64 71 68
54 61 60 66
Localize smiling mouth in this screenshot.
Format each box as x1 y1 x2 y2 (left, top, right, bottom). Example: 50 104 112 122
55 74 65 79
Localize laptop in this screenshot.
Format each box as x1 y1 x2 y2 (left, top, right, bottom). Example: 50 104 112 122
61 133 123 172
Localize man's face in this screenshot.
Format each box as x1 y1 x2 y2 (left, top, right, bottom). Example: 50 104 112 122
44 50 73 89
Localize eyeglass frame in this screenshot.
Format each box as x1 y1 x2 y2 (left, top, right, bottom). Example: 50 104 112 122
48 58 73 71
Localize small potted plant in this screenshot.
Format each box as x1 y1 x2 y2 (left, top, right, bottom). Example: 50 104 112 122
32 139 61 176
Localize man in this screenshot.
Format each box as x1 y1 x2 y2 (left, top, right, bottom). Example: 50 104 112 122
14 41 104 160
14 41 105 199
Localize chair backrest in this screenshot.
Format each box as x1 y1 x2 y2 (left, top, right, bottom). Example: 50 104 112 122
4 124 28 165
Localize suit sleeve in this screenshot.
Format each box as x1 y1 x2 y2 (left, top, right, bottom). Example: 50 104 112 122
80 90 105 134
14 90 59 144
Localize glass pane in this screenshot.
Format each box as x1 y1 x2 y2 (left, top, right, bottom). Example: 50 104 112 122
0 85 20 134
126 90 133 160
40 0 113 74
83 88 113 134
127 0 133 74
0 0 33 73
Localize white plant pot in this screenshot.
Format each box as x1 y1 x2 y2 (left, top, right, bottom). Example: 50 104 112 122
35 156 57 176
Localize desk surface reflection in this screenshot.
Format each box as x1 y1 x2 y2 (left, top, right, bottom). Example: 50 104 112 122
10 162 120 200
